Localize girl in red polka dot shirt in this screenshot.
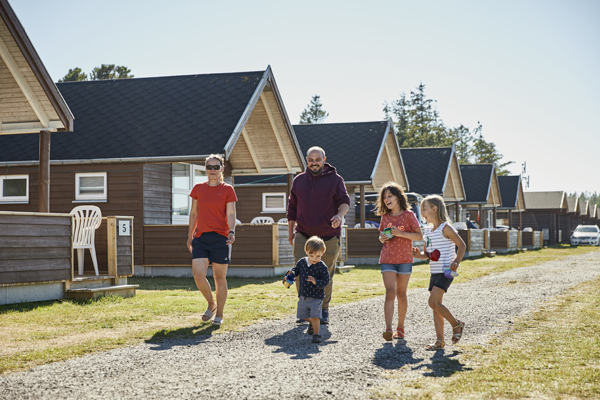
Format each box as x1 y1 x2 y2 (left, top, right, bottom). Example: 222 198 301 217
376 182 423 341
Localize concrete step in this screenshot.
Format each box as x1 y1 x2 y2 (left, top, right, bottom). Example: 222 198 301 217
66 284 139 301
335 265 355 274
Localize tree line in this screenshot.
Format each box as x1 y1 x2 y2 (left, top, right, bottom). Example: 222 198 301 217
300 84 513 175
58 64 134 82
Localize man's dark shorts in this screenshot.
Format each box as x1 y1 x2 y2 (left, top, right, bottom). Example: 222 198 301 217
428 273 453 293
192 232 230 264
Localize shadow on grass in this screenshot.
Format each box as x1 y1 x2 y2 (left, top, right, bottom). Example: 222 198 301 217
372 342 424 370
413 350 472 377
129 275 283 291
264 325 335 359
145 322 222 350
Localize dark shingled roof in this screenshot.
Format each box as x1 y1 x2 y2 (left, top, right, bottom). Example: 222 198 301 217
399 147 453 196
235 121 390 184
0 71 265 162
498 175 521 209
460 164 493 204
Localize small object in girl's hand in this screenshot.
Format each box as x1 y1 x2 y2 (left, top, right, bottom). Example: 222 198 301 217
383 227 393 239
430 249 441 261
444 266 458 278
283 273 295 288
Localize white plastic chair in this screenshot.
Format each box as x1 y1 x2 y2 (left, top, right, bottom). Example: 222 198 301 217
70 206 102 276
250 216 274 225
277 218 288 224
235 219 242 226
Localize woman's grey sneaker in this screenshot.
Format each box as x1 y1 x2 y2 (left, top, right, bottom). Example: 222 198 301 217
311 334 322 343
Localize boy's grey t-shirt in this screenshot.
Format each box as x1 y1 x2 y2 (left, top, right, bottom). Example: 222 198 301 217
290 257 330 299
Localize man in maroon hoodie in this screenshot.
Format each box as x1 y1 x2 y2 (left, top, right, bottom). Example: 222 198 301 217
287 146 350 325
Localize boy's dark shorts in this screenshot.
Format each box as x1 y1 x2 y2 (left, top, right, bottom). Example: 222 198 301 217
428 273 453 292
192 232 231 264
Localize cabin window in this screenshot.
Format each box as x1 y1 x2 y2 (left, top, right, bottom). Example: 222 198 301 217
0 175 29 202
262 192 286 213
172 163 207 224
75 172 107 201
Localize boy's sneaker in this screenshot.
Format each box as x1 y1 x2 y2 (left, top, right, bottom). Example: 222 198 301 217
307 324 314 335
320 309 329 325
311 334 322 343
296 319 306 324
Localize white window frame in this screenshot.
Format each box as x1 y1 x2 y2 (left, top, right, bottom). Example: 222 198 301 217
172 163 206 224
0 174 29 203
75 172 107 201
262 192 287 213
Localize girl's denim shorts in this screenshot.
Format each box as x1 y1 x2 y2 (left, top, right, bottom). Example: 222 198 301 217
381 263 413 275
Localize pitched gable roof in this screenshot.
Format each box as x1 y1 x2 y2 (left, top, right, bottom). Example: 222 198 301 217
566 196 579 214
498 175 525 210
460 164 501 206
578 200 589 217
0 0 73 134
524 191 567 210
400 146 465 200
235 120 408 190
0 67 304 172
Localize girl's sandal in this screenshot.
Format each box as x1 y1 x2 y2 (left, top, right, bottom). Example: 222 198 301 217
382 329 393 341
452 320 465 344
425 340 445 350
392 328 405 339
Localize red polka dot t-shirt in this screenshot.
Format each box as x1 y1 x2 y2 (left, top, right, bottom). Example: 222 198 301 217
379 210 420 264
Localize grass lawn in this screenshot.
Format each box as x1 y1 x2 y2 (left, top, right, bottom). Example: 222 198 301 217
378 273 600 399
0 245 598 375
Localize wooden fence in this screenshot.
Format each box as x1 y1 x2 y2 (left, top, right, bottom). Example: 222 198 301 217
142 223 346 269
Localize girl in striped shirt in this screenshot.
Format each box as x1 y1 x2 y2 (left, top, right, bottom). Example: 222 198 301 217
411 195 466 350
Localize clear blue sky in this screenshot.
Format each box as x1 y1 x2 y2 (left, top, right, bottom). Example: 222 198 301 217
11 0 600 195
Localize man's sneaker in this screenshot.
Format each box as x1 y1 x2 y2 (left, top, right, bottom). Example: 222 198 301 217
312 334 322 343
296 319 306 324
307 324 314 335
320 309 329 325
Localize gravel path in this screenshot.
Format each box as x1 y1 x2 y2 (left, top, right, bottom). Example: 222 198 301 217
2 252 599 399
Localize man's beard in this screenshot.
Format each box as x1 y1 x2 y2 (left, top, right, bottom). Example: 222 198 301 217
309 164 323 175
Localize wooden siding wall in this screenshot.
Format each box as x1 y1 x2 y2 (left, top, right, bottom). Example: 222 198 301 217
345 187 356 228
143 224 275 267
490 231 508 249
111 217 134 276
143 164 171 225
458 230 469 248
0 212 71 285
277 224 294 266
347 228 381 257
522 231 534 247
469 230 485 251
509 231 518 248
234 185 288 223
0 164 144 265
144 225 189 265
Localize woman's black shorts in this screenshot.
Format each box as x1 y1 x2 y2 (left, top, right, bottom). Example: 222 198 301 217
428 273 453 293
192 232 230 264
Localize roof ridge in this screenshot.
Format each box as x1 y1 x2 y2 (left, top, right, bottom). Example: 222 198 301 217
56 70 266 85
293 120 387 127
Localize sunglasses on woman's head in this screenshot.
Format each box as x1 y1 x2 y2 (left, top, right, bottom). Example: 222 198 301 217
205 165 221 170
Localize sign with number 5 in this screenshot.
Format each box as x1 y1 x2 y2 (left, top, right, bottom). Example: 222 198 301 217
118 220 131 236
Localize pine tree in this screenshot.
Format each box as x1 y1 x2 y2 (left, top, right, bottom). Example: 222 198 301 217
299 95 329 124
90 64 134 80
58 68 88 82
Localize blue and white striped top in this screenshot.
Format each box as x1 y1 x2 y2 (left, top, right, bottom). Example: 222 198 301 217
423 222 456 274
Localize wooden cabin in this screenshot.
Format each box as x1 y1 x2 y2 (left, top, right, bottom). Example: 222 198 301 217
459 164 502 228
578 200 590 226
522 191 568 245
234 119 409 228
496 175 526 230
559 196 580 242
0 66 306 278
399 145 466 222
